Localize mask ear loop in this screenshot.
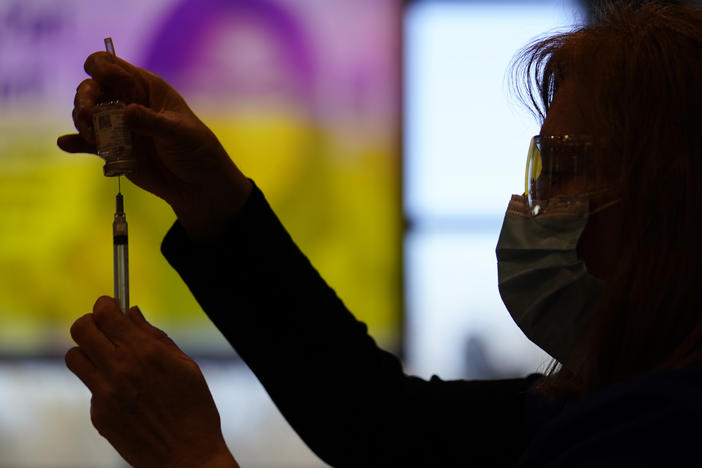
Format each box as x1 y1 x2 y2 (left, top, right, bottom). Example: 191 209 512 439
527 191 620 218
589 197 621 215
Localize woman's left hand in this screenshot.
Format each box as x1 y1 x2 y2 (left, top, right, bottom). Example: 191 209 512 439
65 296 239 468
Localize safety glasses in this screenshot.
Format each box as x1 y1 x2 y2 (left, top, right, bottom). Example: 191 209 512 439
525 135 615 216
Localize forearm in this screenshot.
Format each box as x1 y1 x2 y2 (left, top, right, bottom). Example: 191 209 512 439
161 182 536 466
171 163 253 246
163 183 420 463
163 181 383 376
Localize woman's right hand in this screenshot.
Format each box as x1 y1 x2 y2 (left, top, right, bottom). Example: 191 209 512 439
57 51 252 243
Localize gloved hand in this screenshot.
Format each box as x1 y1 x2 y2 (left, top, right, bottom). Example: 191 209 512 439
65 296 239 468
57 51 252 243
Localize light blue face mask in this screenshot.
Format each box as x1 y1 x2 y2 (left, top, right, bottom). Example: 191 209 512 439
495 194 603 364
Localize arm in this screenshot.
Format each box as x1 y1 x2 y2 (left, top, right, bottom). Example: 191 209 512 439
163 182 538 467
60 52 537 467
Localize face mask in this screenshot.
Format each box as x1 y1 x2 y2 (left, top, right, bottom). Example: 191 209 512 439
495 194 603 364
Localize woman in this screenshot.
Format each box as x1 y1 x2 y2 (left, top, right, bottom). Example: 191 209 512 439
58 2 702 466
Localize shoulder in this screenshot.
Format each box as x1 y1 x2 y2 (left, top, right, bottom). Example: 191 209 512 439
518 364 702 467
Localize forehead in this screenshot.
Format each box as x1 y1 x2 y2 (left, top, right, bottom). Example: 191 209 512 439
540 81 590 136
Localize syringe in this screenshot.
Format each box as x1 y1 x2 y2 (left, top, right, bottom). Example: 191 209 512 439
113 190 129 314
102 36 129 314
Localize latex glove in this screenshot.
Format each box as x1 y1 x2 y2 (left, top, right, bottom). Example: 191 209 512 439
65 296 239 468
57 52 252 243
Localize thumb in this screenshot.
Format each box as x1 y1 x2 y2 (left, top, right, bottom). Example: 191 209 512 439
127 306 172 341
126 304 148 326
124 103 184 139
57 134 98 155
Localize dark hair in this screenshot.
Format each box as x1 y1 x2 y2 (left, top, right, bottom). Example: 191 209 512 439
512 0 702 398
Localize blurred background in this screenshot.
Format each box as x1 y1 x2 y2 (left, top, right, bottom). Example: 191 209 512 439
0 0 636 466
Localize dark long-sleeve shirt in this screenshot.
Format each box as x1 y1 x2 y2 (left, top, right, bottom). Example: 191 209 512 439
162 182 702 467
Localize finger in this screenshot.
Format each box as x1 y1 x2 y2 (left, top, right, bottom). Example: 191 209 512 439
70 313 115 368
84 52 145 103
75 78 102 108
57 134 98 155
84 51 143 81
65 346 103 392
124 104 186 139
73 107 96 144
92 296 134 344
73 78 102 142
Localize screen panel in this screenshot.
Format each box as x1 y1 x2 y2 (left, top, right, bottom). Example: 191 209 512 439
0 0 402 356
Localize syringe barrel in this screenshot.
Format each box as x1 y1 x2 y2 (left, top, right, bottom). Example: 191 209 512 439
113 215 129 314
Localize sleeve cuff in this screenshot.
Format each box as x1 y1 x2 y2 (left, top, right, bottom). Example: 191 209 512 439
160 179 267 268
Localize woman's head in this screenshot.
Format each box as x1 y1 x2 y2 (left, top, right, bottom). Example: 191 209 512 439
513 0 702 396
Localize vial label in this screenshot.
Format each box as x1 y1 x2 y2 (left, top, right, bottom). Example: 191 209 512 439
94 105 133 159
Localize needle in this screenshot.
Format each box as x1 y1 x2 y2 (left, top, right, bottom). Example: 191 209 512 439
105 37 115 56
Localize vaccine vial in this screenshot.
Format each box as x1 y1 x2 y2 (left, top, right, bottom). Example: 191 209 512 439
93 101 136 176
